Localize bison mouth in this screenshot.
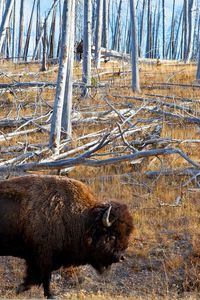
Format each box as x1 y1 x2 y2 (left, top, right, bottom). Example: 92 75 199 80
92 255 125 275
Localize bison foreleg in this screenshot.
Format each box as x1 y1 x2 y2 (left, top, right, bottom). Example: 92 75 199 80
43 274 55 299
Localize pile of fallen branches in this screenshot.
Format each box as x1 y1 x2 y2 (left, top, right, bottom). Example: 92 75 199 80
0 90 200 189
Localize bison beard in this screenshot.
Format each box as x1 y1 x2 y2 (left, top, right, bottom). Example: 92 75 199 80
0 175 133 298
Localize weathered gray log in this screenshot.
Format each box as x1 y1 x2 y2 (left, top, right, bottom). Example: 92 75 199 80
0 81 102 92
112 94 200 115
145 168 200 178
0 126 49 142
143 82 200 89
145 106 200 125
0 147 199 173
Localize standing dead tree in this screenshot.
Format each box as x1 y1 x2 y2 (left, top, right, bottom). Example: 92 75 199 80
129 0 140 92
94 0 103 68
32 0 59 61
82 0 92 97
23 0 36 61
0 0 14 55
49 0 75 154
18 0 24 60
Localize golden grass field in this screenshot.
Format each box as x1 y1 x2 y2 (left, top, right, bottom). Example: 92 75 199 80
0 58 200 299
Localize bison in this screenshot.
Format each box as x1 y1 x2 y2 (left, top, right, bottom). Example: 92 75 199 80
0 175 133 298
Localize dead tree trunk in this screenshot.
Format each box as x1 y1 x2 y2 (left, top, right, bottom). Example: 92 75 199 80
61 0 75 137
41 18 47 71
32 0 59 61
94 0 103 68
48 1 57 59
0 0 14 54
23 0 36 61
129 0 140 92
82 0 92 97
49 0 74 153
18 0 24 60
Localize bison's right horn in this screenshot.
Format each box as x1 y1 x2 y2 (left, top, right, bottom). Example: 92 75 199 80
102 205 112 227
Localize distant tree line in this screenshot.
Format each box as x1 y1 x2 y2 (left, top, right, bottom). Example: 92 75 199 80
0 0 199 62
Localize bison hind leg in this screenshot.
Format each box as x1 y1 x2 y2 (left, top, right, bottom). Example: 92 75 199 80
16 261 55 298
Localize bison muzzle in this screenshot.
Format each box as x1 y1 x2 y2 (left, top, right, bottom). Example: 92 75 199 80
0 175 133 298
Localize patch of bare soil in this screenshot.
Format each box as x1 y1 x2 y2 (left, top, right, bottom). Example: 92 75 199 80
0 234 199 300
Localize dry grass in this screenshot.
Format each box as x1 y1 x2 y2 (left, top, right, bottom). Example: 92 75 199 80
0 59 200 299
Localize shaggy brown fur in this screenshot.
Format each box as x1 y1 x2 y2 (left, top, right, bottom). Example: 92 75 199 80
0 175 133 298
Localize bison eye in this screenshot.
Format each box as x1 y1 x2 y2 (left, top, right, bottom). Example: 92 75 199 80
105 235 116 243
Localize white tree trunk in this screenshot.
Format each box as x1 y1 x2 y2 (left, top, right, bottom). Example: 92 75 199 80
49 0 73 153
41 18 47 71
18 0 24 60
186 0 195 62
102 0 109 49
183 0 189 61
94 0 103 68
129 0 140 92
32 0 59 61
162 0 166 58
82 0 92 96
23 0 36 61
11 0 15 60
61 0 75 137
0 0 14 54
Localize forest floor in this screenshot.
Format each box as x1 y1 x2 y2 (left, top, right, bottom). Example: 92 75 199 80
0 58 200 299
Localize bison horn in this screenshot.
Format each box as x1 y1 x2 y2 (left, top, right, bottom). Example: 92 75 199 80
102 205 112 227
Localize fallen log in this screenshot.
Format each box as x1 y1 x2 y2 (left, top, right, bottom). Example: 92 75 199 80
145 168 200 177
0 147 199 173
111 94 200 116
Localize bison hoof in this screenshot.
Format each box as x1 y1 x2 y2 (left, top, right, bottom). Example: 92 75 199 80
16 283 30 294
46 294 57 299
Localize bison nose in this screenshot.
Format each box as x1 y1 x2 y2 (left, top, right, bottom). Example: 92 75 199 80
119 255 126 262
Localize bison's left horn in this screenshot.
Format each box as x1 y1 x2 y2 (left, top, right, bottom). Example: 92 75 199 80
102 205 112 227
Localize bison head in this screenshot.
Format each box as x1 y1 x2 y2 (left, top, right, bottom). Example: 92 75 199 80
86 202 133 274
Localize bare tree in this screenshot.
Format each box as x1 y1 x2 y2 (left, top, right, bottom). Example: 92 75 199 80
94 0 103 68
61 0 75 137
41 18 47 71
18 0 24 60
23 0 36 61
32 0 59 61
112 0 122 51
129 0 140 92
186 0 195 61
145 0 152 58
102 0 109 49
49 0 75 153
162 0 166 58
139 0 147 57
48 1 57 59
82 0 92 97
0 0 14 54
